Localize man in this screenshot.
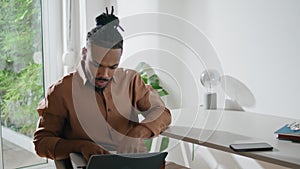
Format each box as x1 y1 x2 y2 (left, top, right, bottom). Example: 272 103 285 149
33 7 171 168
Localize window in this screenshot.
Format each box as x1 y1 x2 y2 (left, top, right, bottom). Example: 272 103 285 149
0 0 46 168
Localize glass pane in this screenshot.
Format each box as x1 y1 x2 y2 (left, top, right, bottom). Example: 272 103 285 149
0 0 49 168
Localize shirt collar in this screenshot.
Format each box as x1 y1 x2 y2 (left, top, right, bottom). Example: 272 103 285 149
76 60 89 85
76 60 116 94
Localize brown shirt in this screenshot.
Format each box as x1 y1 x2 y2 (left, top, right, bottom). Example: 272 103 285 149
33 63 171 159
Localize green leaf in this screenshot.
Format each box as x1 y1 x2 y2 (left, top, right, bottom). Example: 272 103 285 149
136 63 169 97
20 10 29 20
157 89 169 97
153 86 162 90
159 137 170 152
144 139 153 152
150 76 161 90
149 74 159 80
141 73 149 84
192 143 195 161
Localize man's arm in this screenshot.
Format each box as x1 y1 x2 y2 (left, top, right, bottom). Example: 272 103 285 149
33 91 69 160
116 73 171 154
131 73 172 137
33 84 109 161
34 112 109 161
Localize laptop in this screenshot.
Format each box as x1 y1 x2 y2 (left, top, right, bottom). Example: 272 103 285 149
70 152 168 169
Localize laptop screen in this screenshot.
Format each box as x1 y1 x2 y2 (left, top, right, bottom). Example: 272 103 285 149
86 152 168 169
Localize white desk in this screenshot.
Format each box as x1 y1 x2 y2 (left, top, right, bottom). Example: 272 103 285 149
162 108 300 168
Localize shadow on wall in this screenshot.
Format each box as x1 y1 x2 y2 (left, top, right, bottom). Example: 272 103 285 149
220 75 256 111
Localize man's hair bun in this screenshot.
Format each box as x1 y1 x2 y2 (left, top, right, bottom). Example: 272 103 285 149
95 6 119 28
86 6 124 49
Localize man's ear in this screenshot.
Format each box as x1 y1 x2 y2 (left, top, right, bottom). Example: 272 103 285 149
82 47 87 60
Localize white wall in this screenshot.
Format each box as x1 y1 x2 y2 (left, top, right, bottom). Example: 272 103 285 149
116 0 300 168
118 0 300 120
197 0 300 119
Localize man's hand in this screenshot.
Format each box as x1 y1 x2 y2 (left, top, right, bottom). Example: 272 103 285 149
117 125 152 154
117 137 147 154
79 140 110 161
126 124 153 138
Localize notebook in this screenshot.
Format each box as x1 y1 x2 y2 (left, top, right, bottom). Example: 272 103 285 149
70 152 168 169
274 124 300 142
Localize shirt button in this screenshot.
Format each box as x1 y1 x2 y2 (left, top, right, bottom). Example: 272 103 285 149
107 108 111 112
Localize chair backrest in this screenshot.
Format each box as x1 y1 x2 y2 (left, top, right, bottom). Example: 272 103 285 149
54 160 67 169
86 152 167 169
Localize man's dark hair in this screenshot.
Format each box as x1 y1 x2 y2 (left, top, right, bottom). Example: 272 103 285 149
86 6 124 49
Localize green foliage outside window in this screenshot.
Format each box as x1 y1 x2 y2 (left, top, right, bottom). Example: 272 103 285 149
0 0 43 137
0 64 43 136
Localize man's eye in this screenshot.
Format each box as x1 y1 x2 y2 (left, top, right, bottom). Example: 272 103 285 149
110 65 118 69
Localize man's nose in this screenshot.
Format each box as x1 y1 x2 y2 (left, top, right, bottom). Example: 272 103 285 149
97 67 109 78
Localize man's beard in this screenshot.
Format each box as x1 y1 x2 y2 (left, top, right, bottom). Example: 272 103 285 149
94 77 110 92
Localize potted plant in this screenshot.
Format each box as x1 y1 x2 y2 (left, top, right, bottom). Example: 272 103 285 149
135 62 169 152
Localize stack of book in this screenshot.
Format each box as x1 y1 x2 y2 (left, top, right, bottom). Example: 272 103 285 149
274 123 300 142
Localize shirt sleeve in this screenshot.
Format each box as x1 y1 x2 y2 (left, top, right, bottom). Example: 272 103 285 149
33 84 68 159
131 73 171 136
